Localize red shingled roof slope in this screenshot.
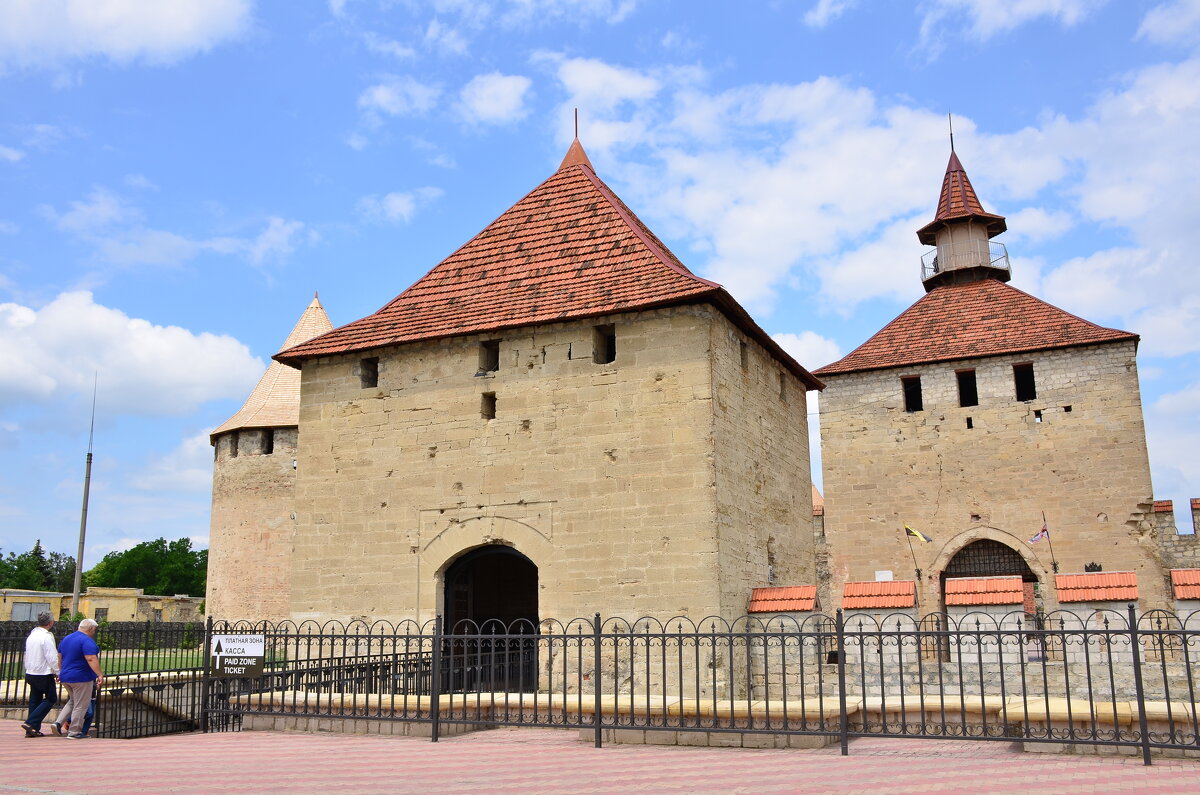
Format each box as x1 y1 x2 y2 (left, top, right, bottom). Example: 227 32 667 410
748 586 817 613
842 580 916 610
1171 569 1200 600
275 145 821 388
1055 572 1138 603
944 576 1023 606
813 278 1137 377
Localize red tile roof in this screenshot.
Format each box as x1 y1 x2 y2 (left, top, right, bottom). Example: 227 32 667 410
813 278 1137 376
748 585 818 613
1055 572 1138 603
1171 570 1200 600
275 142 821 389
811 484 824 517
842 580 916 610
1153 500 1174 512
943 576 1023 606
916 151 1007 246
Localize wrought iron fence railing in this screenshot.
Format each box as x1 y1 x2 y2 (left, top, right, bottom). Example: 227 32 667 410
5 608 1200 763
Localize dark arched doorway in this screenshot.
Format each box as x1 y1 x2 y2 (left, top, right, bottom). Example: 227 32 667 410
442 546 539 693
941 538 1038 612
444 545 539 632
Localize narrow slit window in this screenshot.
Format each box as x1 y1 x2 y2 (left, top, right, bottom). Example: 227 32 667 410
1013 363 1036 401
956 369 978 407
263 429 275 455
739 341 749 370
902 376 923 413
593 324 616 364
779 372 787 401
481 392 496 420
360 357 379 389
479 340 500 373
229 431 240 458
966 417 973 429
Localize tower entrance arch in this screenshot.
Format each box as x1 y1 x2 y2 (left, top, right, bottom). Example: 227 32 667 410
444 545 539 632
940 538 1039 613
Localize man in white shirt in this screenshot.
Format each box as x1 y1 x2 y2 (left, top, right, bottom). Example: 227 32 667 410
21 612 60 738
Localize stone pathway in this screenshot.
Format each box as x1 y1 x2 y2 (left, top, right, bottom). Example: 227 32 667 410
3 721 1199 793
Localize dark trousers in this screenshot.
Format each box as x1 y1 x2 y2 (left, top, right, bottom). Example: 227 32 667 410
24 673 57 729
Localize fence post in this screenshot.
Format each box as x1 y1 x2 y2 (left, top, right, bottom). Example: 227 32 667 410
1127 603 1152 766
836 609 848 756
593 612 603 748
200 616 212 733
430 614 442 743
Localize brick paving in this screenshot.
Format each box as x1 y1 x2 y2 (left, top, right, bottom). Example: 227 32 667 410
3 721 1199 793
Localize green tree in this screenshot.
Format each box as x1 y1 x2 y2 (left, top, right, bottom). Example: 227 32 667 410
47 551 76 593
84 537 207 597
0 540 60 590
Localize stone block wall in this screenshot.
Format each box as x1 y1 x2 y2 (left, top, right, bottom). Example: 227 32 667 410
819 341 1168 609
288 304 803 625
207 427 299 621
1155 499 1200 571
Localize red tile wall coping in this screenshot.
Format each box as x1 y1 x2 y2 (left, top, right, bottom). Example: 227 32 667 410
943 576 1024 606
747 585 818 613
842 580 917 609
1153 500 1174 512
274 153 821 389
1171 569 1200 600
813 277 1138 377
1192 498 1200 509
1054 571 1139 603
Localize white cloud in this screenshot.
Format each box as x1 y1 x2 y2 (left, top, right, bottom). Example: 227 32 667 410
919 0 1100 45
358 75 441 117
130 431 214 493
0 291 263 417
0 0 252 70
357 187 443 223
124 173 157 190
772 331 842 370
1154 381 1200 416
43 187 313 269
0 145 24 162
1138 0 1200 45
1004 207 1073 242
362 31 415 59
424 18 468 55
805 0 858 27
459 72 532 124
0 220 17 235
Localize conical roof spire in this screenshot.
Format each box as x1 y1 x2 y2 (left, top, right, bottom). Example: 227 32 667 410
211 295 333 439
558 137 594 171
916 151 1006 245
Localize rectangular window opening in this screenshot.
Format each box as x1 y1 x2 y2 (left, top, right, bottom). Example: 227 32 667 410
902 376 923 413
94 608 108 623
481 392 496 420
956 369 979 407
593 324 616 365
479 340 500 373
1063 405 1072 413
230 431 239 458
965 417 973 429
360 357 379 389
778 372 787 401
739 341 749 370
1013 362 1036 401
263 429 275 455
1034 409 1043 423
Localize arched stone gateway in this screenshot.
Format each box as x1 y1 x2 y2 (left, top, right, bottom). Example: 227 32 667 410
934 532 1047 614
443 545 539 632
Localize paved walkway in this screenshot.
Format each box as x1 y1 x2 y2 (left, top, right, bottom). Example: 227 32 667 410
3 721 1199 793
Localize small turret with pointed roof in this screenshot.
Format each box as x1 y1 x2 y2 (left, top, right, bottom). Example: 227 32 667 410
916 148 1010 292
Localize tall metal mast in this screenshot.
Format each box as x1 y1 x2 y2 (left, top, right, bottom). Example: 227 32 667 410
70 374 98 617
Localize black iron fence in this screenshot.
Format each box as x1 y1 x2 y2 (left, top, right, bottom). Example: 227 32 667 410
5 609 1200 762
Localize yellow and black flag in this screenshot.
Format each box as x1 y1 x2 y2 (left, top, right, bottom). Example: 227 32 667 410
904 524 933 543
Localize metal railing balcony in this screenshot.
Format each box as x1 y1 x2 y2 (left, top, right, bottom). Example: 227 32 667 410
921 240 1010 281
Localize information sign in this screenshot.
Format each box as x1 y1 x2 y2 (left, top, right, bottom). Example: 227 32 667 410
210 634 266 677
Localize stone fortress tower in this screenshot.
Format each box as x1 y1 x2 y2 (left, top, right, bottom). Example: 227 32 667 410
243 139 821 626
207 295 332 620
813 148 1171 612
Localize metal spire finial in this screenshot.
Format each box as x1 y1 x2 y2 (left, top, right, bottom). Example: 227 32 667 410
948 113 955 153
574 107 579 139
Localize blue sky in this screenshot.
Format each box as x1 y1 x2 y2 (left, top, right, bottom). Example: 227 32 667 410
3 0 1200 564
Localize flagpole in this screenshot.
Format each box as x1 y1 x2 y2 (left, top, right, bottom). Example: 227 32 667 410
1043 511 1059 574
905 530 922 581
70 374 98 617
